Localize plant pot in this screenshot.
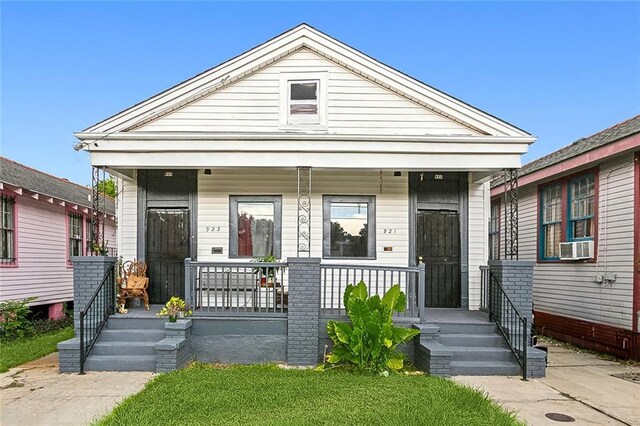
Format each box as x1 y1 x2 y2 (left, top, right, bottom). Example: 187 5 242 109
168 315 177 323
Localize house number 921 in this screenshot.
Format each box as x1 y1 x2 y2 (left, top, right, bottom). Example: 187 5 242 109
205 226 222 232
383 229 397 234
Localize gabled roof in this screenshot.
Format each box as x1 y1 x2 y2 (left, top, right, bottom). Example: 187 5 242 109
518 114 640 178
81 23 532 139
0 157 115 214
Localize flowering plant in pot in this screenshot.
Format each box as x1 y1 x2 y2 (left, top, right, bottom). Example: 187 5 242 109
252 255 282 287
156 297 192 323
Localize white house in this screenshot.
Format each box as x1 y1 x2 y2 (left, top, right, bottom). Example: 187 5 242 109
67 24 544 376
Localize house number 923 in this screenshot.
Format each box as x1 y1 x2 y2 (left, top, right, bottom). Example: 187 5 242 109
205 226 222 232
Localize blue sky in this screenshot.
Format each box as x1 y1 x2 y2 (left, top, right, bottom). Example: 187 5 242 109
2 1 639 186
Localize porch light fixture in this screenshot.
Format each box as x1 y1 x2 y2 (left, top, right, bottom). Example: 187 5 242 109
204 169 212 175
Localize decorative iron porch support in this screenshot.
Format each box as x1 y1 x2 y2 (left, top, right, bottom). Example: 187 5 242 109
91 166 107 255
503 168 519 260
297 167 311 257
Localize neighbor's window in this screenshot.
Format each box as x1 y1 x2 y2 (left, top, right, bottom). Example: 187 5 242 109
1 195 16 265
323 196 376 259
488 200 500 260
68 213 84 259
288 80 319 124
538 172 597 261
540 184 562 259
229 196 282 258
569 175 595 240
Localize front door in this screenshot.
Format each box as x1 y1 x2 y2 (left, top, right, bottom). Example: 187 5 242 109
146 208 190 304
416 210 461 308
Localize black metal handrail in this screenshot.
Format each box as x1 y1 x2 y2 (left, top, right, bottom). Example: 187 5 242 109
79 263 116 374
486 270 528 380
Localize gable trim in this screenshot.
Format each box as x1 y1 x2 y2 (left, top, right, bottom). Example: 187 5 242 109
82 24 531 138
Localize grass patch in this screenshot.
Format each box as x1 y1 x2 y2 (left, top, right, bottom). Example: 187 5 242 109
0 326 73 372
97 364 522 426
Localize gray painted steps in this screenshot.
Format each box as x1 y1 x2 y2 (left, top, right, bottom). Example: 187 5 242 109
84 355 156 372
84 316 166 372
439 333 507 347
450 360 521 376
447 346 515 362
92 341 157 356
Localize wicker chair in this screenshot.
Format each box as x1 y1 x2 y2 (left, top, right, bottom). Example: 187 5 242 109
118 260 150 310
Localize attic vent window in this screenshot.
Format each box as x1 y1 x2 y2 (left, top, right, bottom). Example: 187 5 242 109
279 71 327 129
289 80 319 124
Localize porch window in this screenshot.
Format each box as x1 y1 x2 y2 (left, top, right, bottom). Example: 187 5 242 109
569 175 595 240
1 195 16 265
229 196 282 258
68 213 84 259
323 196 376 259
540 185 562 259
488 200 500 260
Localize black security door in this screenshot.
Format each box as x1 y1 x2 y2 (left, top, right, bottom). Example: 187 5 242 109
416 210 461 308
146 209 190 304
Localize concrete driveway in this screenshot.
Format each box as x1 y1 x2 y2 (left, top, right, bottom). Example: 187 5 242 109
455 340 640 425
0 354 153 426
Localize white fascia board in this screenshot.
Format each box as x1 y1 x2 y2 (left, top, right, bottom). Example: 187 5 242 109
91 151 522 170
81 25 531 138
81 139 528 155
83 28 311 133
75 131 534 145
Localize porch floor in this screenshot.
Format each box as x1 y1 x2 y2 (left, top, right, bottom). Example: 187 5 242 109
113 304 165 319
422 308 489 324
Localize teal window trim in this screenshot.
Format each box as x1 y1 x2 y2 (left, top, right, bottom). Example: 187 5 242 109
567 174 595 242
539 184 562 260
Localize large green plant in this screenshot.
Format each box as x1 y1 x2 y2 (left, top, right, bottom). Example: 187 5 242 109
326 281 419 373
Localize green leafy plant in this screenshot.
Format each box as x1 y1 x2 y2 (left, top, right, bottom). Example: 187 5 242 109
156 297 192 322
0 297 37 339
326 281 419 373
252 255 281 278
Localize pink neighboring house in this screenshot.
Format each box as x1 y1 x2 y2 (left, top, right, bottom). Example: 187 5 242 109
0 157 116 319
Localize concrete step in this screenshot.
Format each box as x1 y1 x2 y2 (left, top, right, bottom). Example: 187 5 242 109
84 355 156 372
98 329 165 343
450 360 522 376
434 322 498 335
447 346 516 362
107 317 165 330
438 333 507 348
92 341 157 356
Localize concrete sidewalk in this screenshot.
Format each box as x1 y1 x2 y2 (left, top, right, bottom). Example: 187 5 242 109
454 340 640 425
0 353 153 426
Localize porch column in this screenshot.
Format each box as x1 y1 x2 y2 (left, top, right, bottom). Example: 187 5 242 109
296 167 311 257
287 257 321 365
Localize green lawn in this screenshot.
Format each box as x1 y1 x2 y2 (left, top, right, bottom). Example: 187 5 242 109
0 326 74 372
97 364 522 426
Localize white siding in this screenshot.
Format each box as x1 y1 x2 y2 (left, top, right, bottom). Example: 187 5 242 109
517 153 636 330
117 177 138 261
135 49 478 137
197 169 409 266
468 181 489 310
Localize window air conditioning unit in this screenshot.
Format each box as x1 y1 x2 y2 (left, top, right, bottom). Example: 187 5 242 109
559 241 594 260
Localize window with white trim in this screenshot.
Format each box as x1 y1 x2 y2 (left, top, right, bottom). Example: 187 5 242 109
1 195 16 265
68 213 84 259
279 72 327 129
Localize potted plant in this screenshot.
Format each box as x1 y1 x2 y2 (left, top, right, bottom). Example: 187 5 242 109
156 297 192 323
252 255 281 287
